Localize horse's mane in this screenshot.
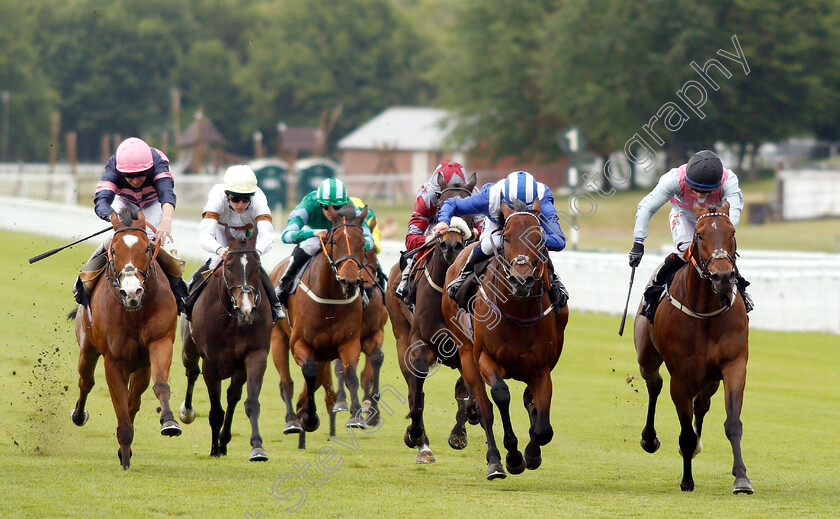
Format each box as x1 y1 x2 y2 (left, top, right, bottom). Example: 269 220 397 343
336 203 358 221
507 199 530 212
118 205 138 227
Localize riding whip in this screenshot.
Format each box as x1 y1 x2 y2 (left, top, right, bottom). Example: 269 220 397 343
618 266 636 336
29 226 112 264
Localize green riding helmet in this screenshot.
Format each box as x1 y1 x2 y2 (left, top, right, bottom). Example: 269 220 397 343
316 177 350 207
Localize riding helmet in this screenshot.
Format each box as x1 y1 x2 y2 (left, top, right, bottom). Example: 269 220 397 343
433 162 468 185
316 177 350 206
115 137 154 174
501 170 539 205
686 150 723 192
223 165 258 194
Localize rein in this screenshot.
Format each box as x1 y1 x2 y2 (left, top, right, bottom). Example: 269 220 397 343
221 247 262 313
299 218 365 305
105 223 161 309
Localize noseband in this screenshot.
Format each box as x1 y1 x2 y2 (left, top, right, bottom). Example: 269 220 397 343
106 225 160 309
222 248 261 310
319 220 365 283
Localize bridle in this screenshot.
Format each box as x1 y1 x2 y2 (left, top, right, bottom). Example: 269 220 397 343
494 211 547 283
106 225 160 309
687 212 738 285
319 219 365 284
221 247 262 311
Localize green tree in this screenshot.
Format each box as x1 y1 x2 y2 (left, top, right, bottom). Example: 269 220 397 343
0 2 57 160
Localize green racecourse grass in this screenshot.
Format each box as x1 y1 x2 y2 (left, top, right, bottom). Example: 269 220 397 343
1 230 839 518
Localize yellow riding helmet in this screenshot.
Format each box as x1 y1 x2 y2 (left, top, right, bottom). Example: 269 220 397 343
223 165 258 194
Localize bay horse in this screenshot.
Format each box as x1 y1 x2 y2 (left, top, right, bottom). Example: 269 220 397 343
385 173 483 464
633 201 753 494
69 206 181 469
442 198 569 479
179 224 273 461
269 204 370 439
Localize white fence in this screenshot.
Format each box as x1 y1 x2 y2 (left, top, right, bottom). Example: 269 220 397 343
3 196 839 335
778 169 840 220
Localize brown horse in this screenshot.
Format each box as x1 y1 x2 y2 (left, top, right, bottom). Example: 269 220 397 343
180 225 273 461
442 198 569 479
269 204 370 438
69 206 181 469
333 246 388 421
385 176 481 464
633 201 753 494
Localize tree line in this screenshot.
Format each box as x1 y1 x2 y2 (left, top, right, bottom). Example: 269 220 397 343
2 0 838 174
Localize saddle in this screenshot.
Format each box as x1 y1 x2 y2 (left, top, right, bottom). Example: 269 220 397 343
287 255 315 296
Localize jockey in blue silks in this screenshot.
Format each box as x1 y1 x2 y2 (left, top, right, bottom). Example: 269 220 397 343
433 170 569 313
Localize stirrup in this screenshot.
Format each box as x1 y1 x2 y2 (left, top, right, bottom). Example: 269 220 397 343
447 272 469 300
272 303 286 321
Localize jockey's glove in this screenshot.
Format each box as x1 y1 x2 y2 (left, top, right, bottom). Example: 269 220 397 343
628 241 644 267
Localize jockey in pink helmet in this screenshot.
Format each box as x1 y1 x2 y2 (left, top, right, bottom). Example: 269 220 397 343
73 137 189 314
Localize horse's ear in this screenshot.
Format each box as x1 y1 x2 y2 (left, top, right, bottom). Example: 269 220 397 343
719 200 731 215
466 172 477 191
224 224 234 243
501 201 513 220
109 211 120 228
135 209 146 228
531 196 541 215
248 223 258 241
357 205 369 225
437 172 447 192
692 201 704 218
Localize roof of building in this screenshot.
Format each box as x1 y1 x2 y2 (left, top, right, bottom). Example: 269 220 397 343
176 116 224 147
337 106 462 152
281 127 320 153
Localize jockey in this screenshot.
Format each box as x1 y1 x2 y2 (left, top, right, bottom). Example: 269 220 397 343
275 178 375 318
182 164 284 322
350 195 387 295
395 161 478 305
72 137 189 314
433 170 569 313
628 149 754 320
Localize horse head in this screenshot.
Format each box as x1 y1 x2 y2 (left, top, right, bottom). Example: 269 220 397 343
223 224 262 326
691 200 737 301
500 198 546 299
436 172 477 263
108 206 154 310
323 204 368 296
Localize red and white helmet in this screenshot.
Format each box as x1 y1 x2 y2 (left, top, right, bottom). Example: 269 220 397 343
115 137 154 173
433 162 468 186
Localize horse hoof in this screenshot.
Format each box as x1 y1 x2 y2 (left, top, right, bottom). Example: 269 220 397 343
733 478 754 494
345 416 367 429
415 448 435 464
448 432 467 450
301 414 320 433
680 480 695 492
332 400 349 413
505 452 526 475
160 420 182 437
71 409 89 427
117 448 133 464
179 403 196 424
524 452 542 470
487 462 506 480
249 447 268 462
640 435 660 453
283 421 303 435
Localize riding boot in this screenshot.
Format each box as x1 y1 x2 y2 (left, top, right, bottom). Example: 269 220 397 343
73 244 108 308
375 258 387 294
361 287 370 309
735 274 754 313
165 272 189 316
395 257 414 301
260 267 285 321
449 248 491 311
545 259 569 314
642 253 686 321
276 246 311 309
182 260 211 321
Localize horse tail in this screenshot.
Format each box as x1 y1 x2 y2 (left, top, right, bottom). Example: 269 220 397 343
67 307 78 320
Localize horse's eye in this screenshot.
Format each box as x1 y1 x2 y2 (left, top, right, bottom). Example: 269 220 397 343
695 233 703 241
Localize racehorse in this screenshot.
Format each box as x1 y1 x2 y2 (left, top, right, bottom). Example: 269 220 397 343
333 245 388 422
68 206 181 469
442 198 569 479
385 173 482 464
269 204 370 438
633 201 753 494
179 225 273 461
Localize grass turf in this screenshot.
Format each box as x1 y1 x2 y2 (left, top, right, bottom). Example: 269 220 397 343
1 229 838 518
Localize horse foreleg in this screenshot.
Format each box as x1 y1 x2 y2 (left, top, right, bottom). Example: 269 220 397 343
361 334 384 426
204 372 224 457
299 356 320 433
693 381 720 441
148 338 181 437
722 359 753 494
243 350 269 462
460 346 504 480
671 380 699 491
637 331 664 454
272 330 301 434
71 339 100 427
103 357 132 469
448 376 469 450
332 359 349 412
219 370 246 456
179 325 201 424
404 341 433 460
483 357 524 476
317 362 337 438
339 342 366 430
127 367 151 423
524 371 553 471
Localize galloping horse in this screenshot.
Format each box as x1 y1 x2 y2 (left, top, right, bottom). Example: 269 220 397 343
385 174 481 464
442 198 569 479
633 201 753 494
180 225 273 461
69 206 181 469
269 204 370 438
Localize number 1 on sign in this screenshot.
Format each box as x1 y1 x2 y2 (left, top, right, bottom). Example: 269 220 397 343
565 128 579 153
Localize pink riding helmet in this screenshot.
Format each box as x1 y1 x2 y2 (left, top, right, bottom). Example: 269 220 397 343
115 137 154 173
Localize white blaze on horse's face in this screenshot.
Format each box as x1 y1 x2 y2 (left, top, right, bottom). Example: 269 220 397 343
237 255 255 314
122 235 139 248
